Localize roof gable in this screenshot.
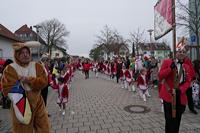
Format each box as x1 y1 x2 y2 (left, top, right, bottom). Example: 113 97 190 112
0 24 21 42
15 24 46 45
15 24 36 35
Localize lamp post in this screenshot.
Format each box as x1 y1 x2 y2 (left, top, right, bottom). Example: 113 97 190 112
147 29 154 56
33 25 42 60
147 29 154 43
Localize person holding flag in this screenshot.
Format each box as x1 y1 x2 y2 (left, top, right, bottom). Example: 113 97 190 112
158 39 192 133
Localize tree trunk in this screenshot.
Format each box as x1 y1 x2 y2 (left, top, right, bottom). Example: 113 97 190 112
136 44 139 56
49 45 52 59
132 42 135 57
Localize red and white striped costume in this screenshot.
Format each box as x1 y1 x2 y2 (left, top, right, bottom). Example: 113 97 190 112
102 63 106 74
120 69 125 81
93 63 98 72
54 83 69 104
106 65 111 76
124 69 132 85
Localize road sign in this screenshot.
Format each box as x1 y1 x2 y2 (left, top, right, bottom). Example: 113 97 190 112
191 35 196 43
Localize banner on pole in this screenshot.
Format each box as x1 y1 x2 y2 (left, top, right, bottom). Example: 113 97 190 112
154 0 173 40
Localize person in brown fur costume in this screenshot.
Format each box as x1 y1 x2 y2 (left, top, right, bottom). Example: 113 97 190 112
1 42 51 133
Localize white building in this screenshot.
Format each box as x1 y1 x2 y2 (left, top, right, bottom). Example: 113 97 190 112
100 43 129 60
0 24 22 60
137 42 171 61
51 46 68 59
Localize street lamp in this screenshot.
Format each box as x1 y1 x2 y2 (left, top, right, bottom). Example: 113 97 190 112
33 25 42 60
147 29 154 43
33 25 42 41
147 29 154 57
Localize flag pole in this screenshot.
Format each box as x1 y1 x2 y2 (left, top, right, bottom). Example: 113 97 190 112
172 0 177 118
172 0 176 57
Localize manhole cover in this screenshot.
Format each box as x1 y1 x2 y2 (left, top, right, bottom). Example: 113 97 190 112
124 105 151 114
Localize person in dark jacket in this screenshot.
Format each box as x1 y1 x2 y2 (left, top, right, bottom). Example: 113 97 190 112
116 59 122 83
0 59 13 109
125 56 130 69
184 58 198 114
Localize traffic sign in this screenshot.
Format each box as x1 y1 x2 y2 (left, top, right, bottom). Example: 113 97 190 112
191 35 196 43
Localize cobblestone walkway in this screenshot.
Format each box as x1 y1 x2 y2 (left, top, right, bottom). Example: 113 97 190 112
48 72 200 133
1 71 200 133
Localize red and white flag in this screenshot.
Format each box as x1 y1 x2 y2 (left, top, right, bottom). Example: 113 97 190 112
154 0 173 40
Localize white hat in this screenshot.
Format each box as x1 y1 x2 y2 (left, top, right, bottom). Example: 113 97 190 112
176 37 187 51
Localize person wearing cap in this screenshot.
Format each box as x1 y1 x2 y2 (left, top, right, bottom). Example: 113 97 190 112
1 43 51 133
158 40 192 133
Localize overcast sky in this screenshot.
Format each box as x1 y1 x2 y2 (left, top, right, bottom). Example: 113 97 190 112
1 0 165 57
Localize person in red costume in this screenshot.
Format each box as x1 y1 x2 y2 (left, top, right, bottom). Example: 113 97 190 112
83 60 90 79
158 42 192 133
124 67 132 91
54 77 69 115
137 68 151 102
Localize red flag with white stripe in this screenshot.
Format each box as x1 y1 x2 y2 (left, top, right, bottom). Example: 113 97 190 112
154 0 173 40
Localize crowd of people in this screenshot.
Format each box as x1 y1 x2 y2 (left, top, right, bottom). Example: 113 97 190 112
0 41 200 133
77 45 200 133
79 56 159 102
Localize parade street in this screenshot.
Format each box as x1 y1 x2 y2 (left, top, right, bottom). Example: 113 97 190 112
1 71 200 133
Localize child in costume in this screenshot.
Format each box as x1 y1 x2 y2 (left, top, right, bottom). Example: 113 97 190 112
124 67 132 91
120 65 126 88
192 81 200 106
106 63 111 80
94 62 99 78
130 68 136 92
55 77 69 115
137 68 151 102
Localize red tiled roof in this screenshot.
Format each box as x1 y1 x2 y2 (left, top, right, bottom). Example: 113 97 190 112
15 24 46 45
15 24 36 35
0 24 22 42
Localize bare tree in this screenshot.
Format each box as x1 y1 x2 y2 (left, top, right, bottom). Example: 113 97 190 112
177 0 200 59
89 45 104 61
38 18 70 57
128 28 145 57
95 25 115 50
95 25 127 57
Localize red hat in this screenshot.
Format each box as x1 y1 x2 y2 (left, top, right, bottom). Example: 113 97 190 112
144 56 149 61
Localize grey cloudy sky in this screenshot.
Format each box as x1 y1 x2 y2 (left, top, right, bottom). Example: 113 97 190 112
1 0 160 57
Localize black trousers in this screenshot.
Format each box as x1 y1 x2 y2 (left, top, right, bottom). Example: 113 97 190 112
163 100 185 133
116 74 120 83
85 70 89 79
186 87 195 111
41 85 49 106
1 93 10 109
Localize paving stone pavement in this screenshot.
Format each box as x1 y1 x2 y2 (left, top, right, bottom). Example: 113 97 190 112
1 71 200 133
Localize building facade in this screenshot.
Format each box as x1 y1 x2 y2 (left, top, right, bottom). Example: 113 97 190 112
0 24 22 60
51 46 68 59
189 0 200 60
137 42 171 61
15 24 48 60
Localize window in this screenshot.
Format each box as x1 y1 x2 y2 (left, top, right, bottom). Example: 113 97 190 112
0 49 3 59
56 53 59 57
